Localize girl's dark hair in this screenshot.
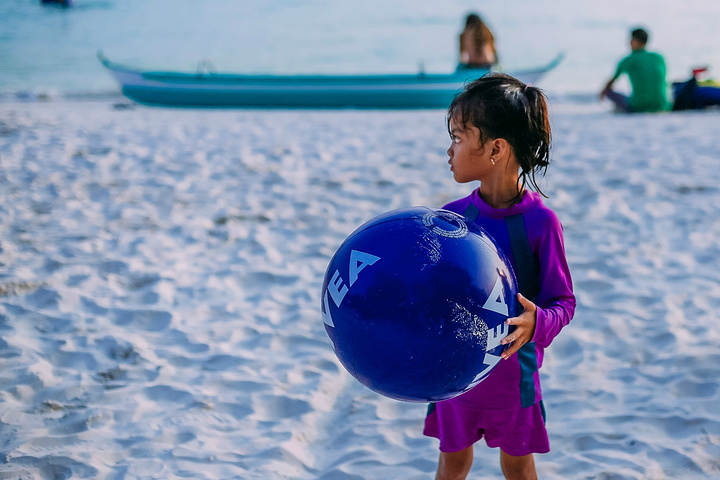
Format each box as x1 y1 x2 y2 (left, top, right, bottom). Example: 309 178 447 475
447 73 551 198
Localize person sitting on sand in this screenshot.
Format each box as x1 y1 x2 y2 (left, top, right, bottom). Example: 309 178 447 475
457 13 498 70
600 28 670 113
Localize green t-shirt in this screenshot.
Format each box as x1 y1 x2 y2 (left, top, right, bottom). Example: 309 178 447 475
615 49 670 112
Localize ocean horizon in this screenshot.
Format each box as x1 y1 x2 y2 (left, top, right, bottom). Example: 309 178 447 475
2 0 720 101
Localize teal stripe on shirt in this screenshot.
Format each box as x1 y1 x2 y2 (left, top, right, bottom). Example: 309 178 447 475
518 342 538 408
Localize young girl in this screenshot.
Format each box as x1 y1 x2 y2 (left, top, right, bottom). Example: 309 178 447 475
423 74 576 479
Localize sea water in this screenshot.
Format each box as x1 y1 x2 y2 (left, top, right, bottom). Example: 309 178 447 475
1 0 720 100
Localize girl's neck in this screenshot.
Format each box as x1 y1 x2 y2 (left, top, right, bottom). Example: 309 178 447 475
478 186 524 209
475 151 522 209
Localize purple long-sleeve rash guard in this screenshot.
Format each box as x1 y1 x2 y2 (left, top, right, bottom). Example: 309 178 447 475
442 189 576 410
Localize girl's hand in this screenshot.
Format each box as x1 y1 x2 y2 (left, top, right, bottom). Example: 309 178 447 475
500 293 537 360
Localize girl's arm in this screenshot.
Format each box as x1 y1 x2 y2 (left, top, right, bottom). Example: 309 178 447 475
529 213 576 349
500 211 575 356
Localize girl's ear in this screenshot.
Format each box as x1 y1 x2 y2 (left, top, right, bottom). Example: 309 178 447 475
491 138 509 158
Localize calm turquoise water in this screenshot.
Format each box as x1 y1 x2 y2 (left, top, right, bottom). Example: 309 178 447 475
2 0 720 99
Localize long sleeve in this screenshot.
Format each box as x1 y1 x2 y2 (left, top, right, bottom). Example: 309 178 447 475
527 209 576 349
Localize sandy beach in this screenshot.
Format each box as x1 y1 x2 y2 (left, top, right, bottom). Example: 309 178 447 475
0 99 719 479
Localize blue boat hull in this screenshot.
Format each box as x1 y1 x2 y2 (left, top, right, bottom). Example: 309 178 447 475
121 82 480 109
99 52 563 109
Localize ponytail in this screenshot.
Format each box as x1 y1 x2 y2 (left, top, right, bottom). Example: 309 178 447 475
514 84 551 196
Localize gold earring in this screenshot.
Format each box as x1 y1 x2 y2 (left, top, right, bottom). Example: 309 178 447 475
490 158 496 165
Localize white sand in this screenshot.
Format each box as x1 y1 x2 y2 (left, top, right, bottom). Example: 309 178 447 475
0 99 719 479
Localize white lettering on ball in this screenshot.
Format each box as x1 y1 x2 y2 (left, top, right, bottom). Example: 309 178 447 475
482 276 508 316
322 250 382 328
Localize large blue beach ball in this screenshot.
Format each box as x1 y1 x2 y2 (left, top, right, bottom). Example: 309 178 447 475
321 207 519 402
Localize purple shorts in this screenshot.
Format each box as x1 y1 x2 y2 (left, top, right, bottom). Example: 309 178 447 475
423 400 549 456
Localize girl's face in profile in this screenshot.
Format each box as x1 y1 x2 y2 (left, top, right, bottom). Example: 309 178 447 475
447 116 490 184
